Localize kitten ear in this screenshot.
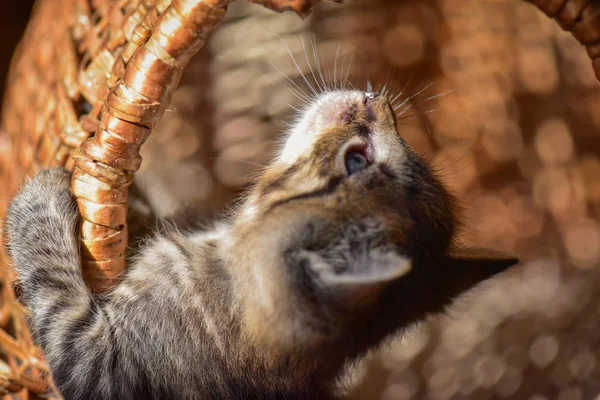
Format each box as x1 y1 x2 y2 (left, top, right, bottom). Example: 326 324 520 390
445 248 519 296
301 249 412 288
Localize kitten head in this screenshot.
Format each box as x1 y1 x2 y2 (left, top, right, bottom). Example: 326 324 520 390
230 90 518 367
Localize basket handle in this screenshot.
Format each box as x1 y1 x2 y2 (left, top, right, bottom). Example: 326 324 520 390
71 0 234 293
525 0 600 80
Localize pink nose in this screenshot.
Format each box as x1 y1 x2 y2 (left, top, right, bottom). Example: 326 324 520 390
364 92 381 103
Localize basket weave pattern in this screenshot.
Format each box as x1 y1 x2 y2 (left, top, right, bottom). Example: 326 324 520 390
1 0 600 397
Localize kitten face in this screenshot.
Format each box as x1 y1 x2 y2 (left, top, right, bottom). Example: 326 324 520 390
249 90 455 252
231 90 515 364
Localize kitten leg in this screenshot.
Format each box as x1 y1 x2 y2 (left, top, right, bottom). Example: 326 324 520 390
5 168 118 399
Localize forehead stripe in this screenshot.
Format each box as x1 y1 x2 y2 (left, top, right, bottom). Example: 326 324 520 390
260 163 301 197
266 175 343 214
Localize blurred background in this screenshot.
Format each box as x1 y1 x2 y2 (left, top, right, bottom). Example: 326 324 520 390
2 0 600 399
0 3 35 107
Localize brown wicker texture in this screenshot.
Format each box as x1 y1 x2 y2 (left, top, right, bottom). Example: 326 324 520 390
1 0 600 398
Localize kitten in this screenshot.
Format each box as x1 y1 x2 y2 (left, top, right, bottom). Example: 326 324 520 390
6 90 518 400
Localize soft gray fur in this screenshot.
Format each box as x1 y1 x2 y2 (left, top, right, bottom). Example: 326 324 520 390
6 169 254 399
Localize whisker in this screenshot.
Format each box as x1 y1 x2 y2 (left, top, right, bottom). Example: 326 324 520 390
389 69 417 105
398 113 418 121
393 80 435 111
438 157 475 177
340 50 349 89
343 53 355 87
423 87 458 103
431 152 456 171
289 104 303 113
377 67 393 96
301 37 324 94
310 37 329 92
432 142 473 171
394 103 413 114
274 33 319 97
333 43 341 89
396 108 436 121
286 85 312 104
210 157 267 168
270 62 312 104
396 113 418 121
321 42 334 89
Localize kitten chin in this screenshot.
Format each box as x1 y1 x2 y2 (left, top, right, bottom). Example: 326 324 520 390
6 89 518 400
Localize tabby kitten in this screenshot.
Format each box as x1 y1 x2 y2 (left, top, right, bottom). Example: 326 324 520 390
6 90 517 400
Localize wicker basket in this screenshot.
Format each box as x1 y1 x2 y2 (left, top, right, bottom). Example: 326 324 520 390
1 0 600 397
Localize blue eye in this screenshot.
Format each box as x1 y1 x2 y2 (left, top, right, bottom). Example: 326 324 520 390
345 151 370 175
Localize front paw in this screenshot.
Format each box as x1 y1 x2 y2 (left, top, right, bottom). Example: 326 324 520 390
6 168 76 247
26 168 72 194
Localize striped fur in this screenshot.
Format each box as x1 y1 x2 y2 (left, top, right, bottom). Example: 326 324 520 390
6 91 517 399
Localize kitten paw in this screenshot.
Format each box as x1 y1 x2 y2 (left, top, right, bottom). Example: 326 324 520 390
6 168 77 255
